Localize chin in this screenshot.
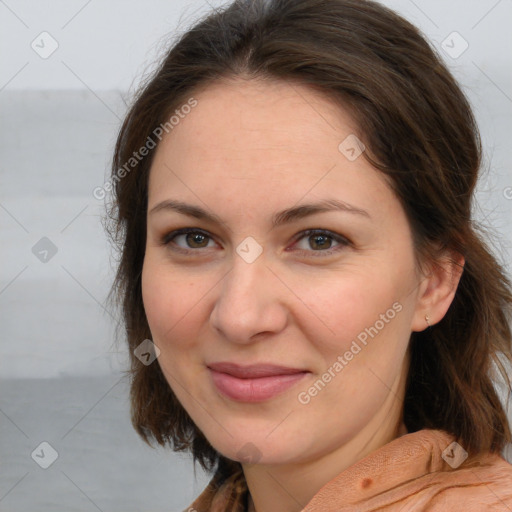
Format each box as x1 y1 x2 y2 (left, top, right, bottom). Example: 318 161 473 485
206 428 305 466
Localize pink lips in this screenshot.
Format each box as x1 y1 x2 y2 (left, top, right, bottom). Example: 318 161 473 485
208 362 309 402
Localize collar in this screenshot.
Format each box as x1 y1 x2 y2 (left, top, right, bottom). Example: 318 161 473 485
187 429 512 512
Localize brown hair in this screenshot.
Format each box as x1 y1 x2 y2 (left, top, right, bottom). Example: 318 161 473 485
105 0 512 473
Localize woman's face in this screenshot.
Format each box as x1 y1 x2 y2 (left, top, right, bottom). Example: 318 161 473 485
142 78 429 465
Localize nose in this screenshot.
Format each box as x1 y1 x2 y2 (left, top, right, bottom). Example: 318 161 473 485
209 250 288 344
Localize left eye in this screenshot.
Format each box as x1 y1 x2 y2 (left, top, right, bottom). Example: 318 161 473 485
292 229 348 254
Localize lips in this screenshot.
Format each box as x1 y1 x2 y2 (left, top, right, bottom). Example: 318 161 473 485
208 362 306 378
207 362 309 402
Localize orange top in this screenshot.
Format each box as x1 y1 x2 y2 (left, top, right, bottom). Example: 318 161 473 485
185 429 512 511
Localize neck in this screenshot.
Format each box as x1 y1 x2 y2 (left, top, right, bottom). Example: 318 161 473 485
243 374 407 512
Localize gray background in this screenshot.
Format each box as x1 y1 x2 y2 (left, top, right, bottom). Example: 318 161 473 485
1 0 511 510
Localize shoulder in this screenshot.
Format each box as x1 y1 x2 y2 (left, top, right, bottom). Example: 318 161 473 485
419 451 512 511
303 430 512 511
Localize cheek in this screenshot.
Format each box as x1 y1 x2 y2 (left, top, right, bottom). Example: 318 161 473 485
141 259 207 401
301 268 403 354
141 261 165 338
302 267 416 390
305 279 411 405
141 257 195 345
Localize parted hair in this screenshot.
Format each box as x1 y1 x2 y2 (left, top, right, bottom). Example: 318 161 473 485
105 0 512 473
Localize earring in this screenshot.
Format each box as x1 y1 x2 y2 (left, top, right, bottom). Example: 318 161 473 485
425 314 431 328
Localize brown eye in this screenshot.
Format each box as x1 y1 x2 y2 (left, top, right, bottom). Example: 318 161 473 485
161 228 216 253
161 227 350 257
291 229 350 257
308 233 333 250
184 232 210 248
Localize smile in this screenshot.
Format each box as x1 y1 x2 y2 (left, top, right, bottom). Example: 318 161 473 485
208 362 310 402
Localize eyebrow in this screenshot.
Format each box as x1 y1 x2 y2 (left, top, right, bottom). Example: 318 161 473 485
148 198 371 228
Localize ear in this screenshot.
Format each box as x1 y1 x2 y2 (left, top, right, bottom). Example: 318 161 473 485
411 250 465 332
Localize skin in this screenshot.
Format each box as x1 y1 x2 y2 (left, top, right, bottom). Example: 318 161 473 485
141 77 463 512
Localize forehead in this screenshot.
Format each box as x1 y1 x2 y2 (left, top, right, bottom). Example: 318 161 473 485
147 78 397 222
159 77 359 160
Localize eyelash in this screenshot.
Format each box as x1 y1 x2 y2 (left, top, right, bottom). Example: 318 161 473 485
159 228 351 257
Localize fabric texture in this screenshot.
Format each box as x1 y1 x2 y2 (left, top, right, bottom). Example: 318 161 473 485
184 429 512 511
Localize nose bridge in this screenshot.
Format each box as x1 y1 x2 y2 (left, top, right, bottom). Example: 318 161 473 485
222 234 268 298
211 244 286 342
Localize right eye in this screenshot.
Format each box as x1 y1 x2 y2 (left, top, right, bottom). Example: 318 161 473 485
160 228 218 254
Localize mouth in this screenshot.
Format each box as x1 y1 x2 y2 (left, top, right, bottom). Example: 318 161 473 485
207 362 310 402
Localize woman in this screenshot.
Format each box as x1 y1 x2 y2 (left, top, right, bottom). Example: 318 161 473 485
105 0 512 510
